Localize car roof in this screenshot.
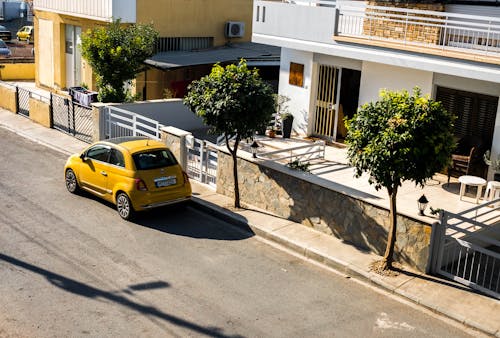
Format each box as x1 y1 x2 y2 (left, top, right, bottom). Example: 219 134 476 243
99 137 167 153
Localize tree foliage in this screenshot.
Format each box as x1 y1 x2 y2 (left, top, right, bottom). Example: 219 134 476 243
81 19 158 103
184 60 275 207
345 88 455 270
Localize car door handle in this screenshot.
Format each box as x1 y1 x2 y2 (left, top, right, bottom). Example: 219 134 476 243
100 171 107 177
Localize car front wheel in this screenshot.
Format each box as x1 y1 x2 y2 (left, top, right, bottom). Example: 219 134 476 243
116 192 134 220
65 169 80 194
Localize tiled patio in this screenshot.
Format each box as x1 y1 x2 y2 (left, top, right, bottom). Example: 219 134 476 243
246 136 499 224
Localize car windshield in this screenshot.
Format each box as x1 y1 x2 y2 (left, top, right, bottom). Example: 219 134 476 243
133 149 178 170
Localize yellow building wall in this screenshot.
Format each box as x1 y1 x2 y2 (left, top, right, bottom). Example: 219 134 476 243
137 0 253 46
0 85 17 112
35 0 254 95
34 10 104 91
29 98 52 128
0 63 35 81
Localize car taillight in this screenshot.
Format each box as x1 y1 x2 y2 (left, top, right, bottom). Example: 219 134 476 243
135 178 148 191
182 171 190 185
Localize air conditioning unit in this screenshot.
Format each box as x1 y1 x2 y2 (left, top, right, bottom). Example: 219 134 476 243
225 22 245 38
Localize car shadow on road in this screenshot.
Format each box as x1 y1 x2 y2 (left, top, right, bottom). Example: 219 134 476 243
0 253 243 338
131 201 255 241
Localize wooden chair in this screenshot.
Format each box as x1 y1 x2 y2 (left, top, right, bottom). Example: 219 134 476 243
447 135 486 185
447 147 475 185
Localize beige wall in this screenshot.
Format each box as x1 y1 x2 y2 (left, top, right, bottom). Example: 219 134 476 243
0 85 17 112
137 0 253 46
34 10 103 91
28 98 51 128
35 0 253 95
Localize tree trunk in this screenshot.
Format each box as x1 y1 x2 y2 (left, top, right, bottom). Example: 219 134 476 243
226 135 241 208
382 187 398 270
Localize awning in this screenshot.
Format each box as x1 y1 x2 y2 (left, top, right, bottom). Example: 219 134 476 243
144 42 280 70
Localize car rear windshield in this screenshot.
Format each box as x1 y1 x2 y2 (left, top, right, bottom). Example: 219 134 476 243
133 149 178 170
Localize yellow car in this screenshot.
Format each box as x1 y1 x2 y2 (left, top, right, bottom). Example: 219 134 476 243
64 136 192 220
16 25 33 42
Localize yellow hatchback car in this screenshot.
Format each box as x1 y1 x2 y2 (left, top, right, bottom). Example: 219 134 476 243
64 136 192 220
16 25 33 42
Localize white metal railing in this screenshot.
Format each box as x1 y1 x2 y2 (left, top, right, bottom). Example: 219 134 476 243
105 106 162 140
257 140 326 163
33 0 136 22
429 198 500 299
186 137 217 188
337 4 500 56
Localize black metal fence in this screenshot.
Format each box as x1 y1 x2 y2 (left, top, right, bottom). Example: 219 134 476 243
0 81 94 144
51 93 93 144
16 87 31 118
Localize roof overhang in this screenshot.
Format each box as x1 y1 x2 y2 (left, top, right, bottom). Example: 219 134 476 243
144 42 281 70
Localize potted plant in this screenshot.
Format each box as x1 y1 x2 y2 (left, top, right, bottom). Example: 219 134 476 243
281 113 294 139
484 150 500 181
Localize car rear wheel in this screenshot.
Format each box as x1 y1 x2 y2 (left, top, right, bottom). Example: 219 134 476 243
116 192 134 220
65 169 80 194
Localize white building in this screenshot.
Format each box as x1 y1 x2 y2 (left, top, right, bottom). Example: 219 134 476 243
252 0 500 180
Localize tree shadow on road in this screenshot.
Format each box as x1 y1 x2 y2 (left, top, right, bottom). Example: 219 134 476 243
0 253 243 338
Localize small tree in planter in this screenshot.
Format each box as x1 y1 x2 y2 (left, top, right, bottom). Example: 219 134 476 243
184 60 275 208
345 88 455 271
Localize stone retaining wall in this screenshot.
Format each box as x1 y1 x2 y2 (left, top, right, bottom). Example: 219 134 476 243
216 150 432 271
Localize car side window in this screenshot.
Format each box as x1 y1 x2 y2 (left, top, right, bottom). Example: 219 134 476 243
109 149 125 167
86 145 110 162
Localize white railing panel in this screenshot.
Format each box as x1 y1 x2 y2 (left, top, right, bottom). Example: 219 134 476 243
33 0 135 23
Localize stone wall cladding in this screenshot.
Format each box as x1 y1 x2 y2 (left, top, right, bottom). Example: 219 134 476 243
364 1 445 45
217 150 431 271
162 132 182 161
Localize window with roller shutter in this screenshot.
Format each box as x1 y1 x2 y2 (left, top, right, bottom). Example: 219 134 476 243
436 86 498 150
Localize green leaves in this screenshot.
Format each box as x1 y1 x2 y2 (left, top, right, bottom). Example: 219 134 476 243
81 19 159 102
345 87 456 191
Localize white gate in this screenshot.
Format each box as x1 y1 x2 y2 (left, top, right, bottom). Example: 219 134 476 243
105 106 162 140
186 137 217 188
313 64 340 140
428 199 500 299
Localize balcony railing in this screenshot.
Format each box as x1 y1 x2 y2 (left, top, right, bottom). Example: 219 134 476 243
33 0 136 23
281 0 336 6
336 4 500 57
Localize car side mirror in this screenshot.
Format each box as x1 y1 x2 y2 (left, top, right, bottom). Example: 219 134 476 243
80 153 87 161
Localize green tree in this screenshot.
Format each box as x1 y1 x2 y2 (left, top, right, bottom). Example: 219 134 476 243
345 88 455 270
184 60 275 208
81 19 158 103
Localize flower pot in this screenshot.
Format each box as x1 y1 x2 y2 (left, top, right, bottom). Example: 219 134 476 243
282 115 294 139
268 129 276 138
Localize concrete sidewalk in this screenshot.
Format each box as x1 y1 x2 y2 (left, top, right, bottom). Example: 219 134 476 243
1 108 499 337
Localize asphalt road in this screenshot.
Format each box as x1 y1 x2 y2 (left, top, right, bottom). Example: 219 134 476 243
0 128 480 337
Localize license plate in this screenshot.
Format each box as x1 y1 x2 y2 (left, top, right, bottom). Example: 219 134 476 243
154 176 176 188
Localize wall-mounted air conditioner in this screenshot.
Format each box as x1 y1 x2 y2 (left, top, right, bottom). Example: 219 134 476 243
225 22 245 38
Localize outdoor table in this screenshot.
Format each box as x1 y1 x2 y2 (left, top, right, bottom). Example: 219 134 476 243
458 175 487 204
485 181 500 205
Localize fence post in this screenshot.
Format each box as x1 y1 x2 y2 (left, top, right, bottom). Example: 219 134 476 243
15 86 19 114
49 93 54 128
200 141 206 183
71 101 76 136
